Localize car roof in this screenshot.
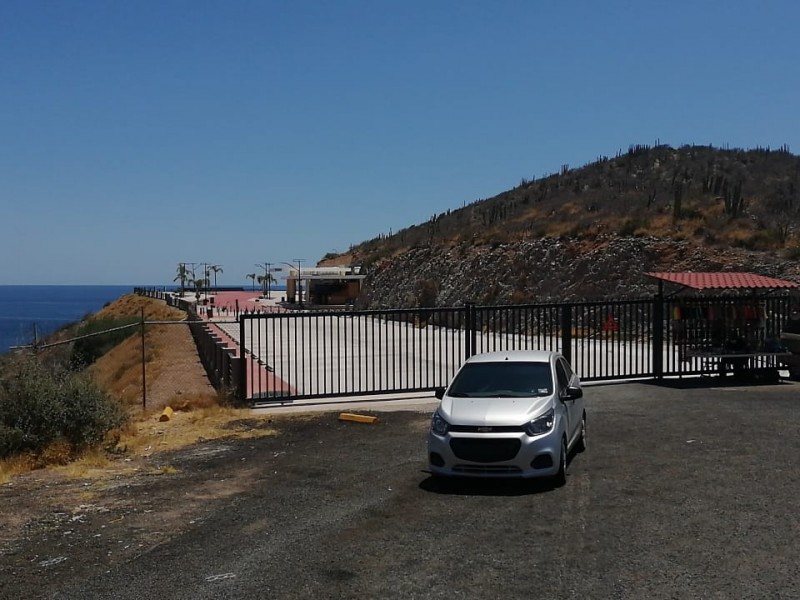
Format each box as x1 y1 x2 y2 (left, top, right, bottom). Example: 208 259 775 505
466 350 560 364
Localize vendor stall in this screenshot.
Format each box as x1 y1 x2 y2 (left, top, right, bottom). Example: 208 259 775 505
648 272 800 380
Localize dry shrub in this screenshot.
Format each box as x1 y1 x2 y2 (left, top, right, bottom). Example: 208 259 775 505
168 392 219 412
67 295 185 370
719 224 766 248
0 453 35 484
511 290 533 304
74 447 113 468
186 404 240 423
90 320 218 413
34 439 75 467
89 326 170 407
90 336 147 406
782 245 800 260
94 294 184 322
0 439 91 482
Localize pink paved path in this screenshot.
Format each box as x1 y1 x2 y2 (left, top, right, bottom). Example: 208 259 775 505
192 291 294 400
193 290 285 319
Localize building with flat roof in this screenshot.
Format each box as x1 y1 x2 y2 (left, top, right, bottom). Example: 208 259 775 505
284 266 365 306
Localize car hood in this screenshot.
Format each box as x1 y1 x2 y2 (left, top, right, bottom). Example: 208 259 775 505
440 394 553 426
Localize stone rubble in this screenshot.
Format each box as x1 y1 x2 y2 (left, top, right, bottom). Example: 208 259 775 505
357 236 800 308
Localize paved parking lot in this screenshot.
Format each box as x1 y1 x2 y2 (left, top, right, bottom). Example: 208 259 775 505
3 380 800 599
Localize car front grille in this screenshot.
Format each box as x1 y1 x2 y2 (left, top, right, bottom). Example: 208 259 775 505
449 438 521 463
448 424 525 433
453 465 523 475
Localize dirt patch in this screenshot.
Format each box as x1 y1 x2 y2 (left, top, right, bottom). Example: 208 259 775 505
3 385 800 598
93 294 184 322
0 409 288 592
0 291 283 588
141 324 217 411
90 297 217 411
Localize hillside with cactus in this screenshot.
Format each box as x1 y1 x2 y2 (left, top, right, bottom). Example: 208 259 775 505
321 144 800 307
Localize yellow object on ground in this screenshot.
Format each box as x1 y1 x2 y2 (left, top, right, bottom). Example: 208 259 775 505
159 406 174 422
338 413 378 424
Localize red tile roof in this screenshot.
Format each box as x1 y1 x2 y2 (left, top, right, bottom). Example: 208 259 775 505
647 272 799 290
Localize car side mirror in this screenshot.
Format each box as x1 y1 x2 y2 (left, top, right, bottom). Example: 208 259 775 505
434 387 445 400
563 385 583 400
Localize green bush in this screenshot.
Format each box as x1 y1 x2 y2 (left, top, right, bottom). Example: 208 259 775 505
70 317 139 369
0 356 127 458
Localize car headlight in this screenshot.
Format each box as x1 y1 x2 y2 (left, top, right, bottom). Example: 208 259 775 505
430 411 450 436
526 408 555 436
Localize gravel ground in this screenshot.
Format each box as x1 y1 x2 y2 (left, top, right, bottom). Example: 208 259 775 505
2 380 799 599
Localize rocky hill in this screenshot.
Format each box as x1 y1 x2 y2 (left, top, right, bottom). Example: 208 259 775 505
322 144 800 307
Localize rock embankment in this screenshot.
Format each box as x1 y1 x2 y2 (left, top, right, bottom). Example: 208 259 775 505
357 236 800 308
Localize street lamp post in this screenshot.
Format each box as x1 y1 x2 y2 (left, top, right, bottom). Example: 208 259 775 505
277 260 304 306
185 262 200 303
174 262 190 297
202 262 210 301
255 263 269 297
255 263 272 298
293 259 304 307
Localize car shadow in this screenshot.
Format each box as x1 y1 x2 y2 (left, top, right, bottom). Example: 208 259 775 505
418 473 561 496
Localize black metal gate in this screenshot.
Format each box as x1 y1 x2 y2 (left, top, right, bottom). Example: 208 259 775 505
236 295 794 402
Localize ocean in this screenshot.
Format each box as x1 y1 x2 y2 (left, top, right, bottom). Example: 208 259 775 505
0 284 288 353
0 285 134 353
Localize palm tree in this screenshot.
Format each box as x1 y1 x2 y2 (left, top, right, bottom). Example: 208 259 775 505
174 263 189 297
190 276 209 295
246 273 257 291
257 273 276 297
210 265 223 290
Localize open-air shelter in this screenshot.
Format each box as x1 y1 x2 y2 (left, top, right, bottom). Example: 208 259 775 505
647 271 799 378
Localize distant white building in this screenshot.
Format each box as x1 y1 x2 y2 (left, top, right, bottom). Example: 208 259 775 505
284 266 365 306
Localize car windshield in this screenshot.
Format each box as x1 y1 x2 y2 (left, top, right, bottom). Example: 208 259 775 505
447 361 553 398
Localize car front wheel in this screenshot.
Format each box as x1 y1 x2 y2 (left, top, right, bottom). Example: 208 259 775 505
575 413 587 453
553 438 567 487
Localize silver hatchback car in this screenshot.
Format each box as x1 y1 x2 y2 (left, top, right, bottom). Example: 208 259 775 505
427 350 586 484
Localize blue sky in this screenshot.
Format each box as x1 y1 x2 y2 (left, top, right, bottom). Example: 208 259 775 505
2 1 798 285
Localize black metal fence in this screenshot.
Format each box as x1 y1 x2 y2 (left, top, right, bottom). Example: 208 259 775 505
661 294 792 377
188 317 242 394
238 307 468 401
135 287 242 397
136 289 796 403
237 294 795 402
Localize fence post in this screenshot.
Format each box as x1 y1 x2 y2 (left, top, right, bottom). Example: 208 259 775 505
238 315 247 403
465 302 476 360
141 307 147 409
560 304 573 364
653 295 664 379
